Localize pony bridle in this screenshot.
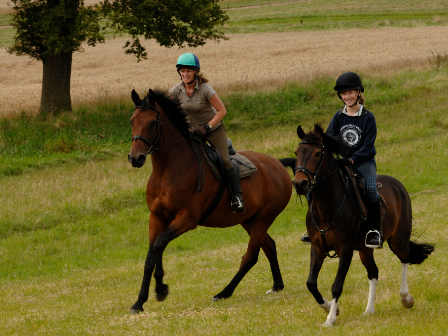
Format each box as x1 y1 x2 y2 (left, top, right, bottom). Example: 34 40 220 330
131 102 162 155
294 141 326 191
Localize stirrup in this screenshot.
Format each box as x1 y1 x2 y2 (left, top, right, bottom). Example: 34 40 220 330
301 231 312 244
365 230 383 249
231 196 245 213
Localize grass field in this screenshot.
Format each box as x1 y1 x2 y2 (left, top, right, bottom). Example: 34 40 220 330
1 1 448 334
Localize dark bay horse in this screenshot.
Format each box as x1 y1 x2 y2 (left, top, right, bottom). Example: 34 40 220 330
282 124 434 327
127 89 292 313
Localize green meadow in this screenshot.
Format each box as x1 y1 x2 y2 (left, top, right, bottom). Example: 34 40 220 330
1 1 448 335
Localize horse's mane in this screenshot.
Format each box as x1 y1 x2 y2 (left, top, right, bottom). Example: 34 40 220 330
305 124 348 159
141 89 191 139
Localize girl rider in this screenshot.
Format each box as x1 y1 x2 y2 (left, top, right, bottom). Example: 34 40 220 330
302 72 382 248
169 53 245 213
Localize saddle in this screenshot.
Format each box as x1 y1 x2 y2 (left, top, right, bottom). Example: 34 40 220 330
342 166 387 218
201 139 257 181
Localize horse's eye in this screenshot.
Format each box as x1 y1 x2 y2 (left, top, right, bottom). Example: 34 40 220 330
294 151 298 156
129 118 133 125
315 151 322 157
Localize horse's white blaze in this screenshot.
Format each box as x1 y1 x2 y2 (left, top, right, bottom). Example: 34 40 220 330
400 263 414 307
323 298 338 327
364 278 378 315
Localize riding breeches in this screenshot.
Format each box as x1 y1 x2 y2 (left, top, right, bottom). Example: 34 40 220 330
204 123 233 170
353 158 379 203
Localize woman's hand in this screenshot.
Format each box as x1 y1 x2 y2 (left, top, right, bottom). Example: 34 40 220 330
192 126 209 137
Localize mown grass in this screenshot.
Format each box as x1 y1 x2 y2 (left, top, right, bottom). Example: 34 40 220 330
0 67 447 334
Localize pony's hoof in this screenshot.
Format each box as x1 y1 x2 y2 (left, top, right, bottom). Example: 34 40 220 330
156 285 169 302
401 294 414 308
323 320 335 328
129 305 144 314
266 288 281 294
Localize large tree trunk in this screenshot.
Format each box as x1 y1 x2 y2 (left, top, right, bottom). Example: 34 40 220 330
39 52 73 116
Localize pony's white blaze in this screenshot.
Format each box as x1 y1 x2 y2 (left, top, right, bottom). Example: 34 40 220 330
400 263 414 308
364 278 378 315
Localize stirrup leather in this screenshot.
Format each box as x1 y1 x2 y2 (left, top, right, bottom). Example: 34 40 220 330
365 230 383 249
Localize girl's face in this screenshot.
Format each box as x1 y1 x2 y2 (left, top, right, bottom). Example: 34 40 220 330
179 68 197 84
340 90 359 106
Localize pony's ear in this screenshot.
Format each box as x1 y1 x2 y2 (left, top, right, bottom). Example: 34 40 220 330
132 89 141 106
314 124 324 136
297 125 306 139
148 89 156 105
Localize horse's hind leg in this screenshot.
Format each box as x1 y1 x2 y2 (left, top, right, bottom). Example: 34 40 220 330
359 249 379 315
261 233 284 293
400 263 414 308
212 223 269 301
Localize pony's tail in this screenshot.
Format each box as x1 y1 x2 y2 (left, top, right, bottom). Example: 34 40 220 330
279 158 296 172
388 240 435 264
407 241 435 265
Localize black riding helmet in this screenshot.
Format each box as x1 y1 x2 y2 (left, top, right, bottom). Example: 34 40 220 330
334 71 364 106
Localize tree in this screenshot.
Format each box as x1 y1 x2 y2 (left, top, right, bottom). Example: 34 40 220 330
7 0 229 116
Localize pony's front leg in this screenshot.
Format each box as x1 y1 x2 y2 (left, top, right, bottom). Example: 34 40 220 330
306 245 327 310
324 249 353 327
400 263 414 308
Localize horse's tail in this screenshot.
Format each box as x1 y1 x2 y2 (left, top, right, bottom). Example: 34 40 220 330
388 240 435 264
279 158 296 172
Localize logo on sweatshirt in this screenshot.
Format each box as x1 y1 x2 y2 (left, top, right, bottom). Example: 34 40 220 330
341 124 362 147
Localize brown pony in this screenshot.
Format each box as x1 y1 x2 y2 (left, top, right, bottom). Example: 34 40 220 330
282 124 434 327
127 89 292 313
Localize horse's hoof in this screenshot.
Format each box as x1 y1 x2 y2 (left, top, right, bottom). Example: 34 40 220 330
129 306 143 314
156 285 169 302
402 294 414 308
212 296 222 302
266 287 282 294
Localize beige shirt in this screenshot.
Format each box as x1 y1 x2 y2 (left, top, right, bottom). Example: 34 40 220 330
169 81 221 131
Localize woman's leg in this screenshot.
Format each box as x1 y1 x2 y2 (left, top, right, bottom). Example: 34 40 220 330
206 124 245 213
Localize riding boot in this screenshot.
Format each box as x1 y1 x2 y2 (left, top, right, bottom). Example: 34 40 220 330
225 166 245 213
365 198 383 249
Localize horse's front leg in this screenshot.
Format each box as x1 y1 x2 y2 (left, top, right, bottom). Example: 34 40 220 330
130 243 156 314
306 245 327 310
324 249 354 327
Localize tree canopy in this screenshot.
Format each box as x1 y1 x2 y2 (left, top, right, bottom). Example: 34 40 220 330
7 0 229 115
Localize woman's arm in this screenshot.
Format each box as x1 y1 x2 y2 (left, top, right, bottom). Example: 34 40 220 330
207 93 227 128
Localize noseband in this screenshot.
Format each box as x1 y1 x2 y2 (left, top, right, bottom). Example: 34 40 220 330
295 141 327 191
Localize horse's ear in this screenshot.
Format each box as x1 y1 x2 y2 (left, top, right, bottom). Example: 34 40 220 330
132 89 141 106
314 124 324 136
148 89 156 105
297 125 306 139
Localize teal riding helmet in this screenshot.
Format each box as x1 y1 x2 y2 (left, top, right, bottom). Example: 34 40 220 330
176 53 200 70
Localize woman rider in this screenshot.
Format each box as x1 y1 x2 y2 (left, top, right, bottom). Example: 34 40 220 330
169 53 244 213
302 72 382 248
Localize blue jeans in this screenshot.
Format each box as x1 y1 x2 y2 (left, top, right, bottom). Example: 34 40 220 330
353 158 378 203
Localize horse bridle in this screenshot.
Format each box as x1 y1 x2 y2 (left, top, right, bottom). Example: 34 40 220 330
130 100 204 192
131 103 163 155
294 141 329 191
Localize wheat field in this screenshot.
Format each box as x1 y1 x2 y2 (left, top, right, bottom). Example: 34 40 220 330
2 26 448 117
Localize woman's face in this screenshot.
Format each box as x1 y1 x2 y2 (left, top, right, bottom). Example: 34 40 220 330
340 90 359 106
179 68 196 84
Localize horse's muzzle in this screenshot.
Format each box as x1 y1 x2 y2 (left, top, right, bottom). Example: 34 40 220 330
292 179 309 195
128 153 146 168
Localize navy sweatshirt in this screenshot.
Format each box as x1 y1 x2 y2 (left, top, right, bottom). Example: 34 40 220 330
326 107 377 166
